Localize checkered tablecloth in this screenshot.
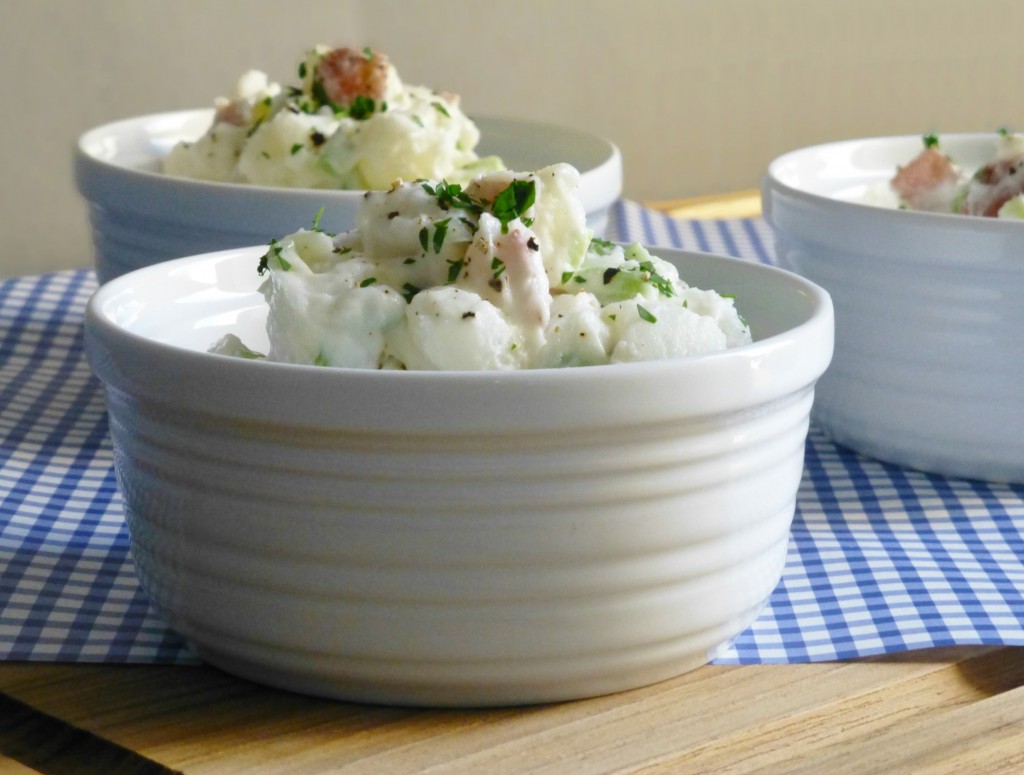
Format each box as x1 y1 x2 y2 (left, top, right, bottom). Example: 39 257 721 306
2 200 1023 665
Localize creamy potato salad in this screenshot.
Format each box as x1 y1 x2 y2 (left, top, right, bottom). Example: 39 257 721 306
211 164 751 371
164 45 502 189
889 130 1024 218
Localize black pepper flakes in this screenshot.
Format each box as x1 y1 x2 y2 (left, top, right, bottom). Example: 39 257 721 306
462 311 476 319
603 267 620 284
387 211 400 219
527 237 539 251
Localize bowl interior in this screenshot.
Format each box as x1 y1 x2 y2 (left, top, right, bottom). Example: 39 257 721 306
767 132 1008 205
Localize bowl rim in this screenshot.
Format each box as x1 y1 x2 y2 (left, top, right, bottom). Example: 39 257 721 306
74 108 622 213
762 131 1024 234
84 244 834 433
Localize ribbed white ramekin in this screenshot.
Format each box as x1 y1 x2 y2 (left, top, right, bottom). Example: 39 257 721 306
85 245 833 706
764 134 1024 484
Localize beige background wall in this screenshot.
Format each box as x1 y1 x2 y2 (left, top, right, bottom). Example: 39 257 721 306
2 0 1022 278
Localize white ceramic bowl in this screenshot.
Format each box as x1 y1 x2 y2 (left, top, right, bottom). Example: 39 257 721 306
763 133 1024 483
84 245 833 707
75 110 622 284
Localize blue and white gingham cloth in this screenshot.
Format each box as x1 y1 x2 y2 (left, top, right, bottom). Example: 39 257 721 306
2 200 1023 665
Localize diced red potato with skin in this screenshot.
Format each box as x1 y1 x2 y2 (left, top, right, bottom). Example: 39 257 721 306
891 147 961 211
315 47 390 107
961 154 1024 216
213 100 250 127
462 215 550 331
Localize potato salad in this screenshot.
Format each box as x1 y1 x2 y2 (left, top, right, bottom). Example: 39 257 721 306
890 130 1024 218
164 45 502 189
211 164 751 371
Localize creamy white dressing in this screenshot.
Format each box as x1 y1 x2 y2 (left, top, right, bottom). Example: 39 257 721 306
211 164 752 371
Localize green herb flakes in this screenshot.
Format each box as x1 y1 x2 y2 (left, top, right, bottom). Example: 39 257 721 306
491 180 536 233
401 283 420 303
432 218 451 253
446 258 464 283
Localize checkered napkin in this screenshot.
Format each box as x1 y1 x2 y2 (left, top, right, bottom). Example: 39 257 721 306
1 200 1023 666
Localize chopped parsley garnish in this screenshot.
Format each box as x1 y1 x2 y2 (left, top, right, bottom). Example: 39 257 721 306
309 79 333 111
432 218 451 253
491 180 536 233
922 132 940 149
421 180 483 214
257 239 290 276
491 257 506 279
348 95 377 120
311 206 326 232
446 258 464 283
418 219 452 253
298 62 307 79
432 101 451 118
637 260 675 297
590 237 616 255
637 304 657 324
401 283 420 303
403 257 417 265
412 114 424 128
314 352 329 366
290 143 303 155
561 271 574 284
363 46 374 59
359 277 377 287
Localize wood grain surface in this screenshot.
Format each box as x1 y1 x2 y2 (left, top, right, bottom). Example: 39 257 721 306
1 647 1023 773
